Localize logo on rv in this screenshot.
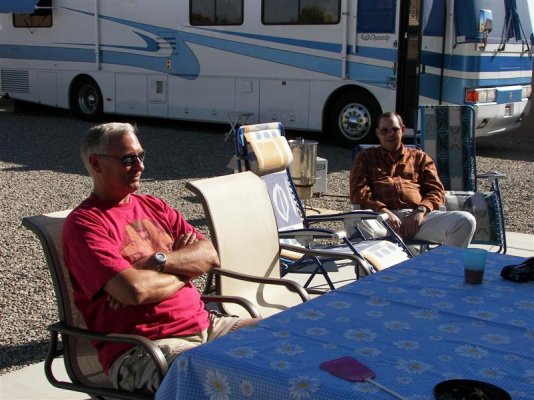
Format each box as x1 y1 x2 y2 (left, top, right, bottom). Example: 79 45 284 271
360 34 391 41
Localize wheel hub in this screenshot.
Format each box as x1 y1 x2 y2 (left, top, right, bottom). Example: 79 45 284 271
339 103 371 140
79 86 98 114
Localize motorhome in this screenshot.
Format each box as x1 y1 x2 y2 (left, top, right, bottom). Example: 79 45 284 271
0 0 532 145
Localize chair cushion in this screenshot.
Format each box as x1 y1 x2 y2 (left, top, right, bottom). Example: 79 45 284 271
444 191 503 245
244 130 293 175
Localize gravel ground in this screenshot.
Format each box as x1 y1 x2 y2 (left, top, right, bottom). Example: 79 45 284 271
1 100 533 376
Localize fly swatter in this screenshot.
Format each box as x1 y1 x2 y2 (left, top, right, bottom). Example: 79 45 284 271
320 356 406 399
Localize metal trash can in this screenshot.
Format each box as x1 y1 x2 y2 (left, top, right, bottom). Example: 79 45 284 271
288 138 318 200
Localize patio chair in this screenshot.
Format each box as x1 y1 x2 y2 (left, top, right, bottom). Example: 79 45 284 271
22 210 260 400
232 123 413 287
416 105 507 253
188 172 336 315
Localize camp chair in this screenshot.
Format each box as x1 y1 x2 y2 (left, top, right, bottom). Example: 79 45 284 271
232 122 413 288
186 171 353 314
417 105 507 253
22 210 259 400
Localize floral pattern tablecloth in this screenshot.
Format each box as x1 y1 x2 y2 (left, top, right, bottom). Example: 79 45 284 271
156 246 533 400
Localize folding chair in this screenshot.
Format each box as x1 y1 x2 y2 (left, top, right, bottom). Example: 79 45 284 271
22 210 259 400
417 105 507 253
186 172 343 315
233 123 413 289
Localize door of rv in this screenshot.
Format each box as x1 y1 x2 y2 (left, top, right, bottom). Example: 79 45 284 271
395 0 423 129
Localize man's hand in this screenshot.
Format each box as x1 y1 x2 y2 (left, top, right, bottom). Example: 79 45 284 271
382 209 402 234
401 212 424 239
107 294 126 310
173 232 198 250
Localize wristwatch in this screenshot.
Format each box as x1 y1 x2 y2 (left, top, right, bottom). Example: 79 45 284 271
154 252 167 272
413 205 427 215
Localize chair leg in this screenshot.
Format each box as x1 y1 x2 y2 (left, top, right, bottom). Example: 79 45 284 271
44 330 64 388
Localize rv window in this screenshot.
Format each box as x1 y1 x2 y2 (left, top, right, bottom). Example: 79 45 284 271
190 0 243 26
357 0 396 33
262 0 340 25
13 0 52 28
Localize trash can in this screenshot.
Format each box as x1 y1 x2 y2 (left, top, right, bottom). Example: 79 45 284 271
288 138 318 200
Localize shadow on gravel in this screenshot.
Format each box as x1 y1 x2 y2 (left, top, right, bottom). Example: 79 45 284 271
2 100 530 179
0 341 49 374
0 101 354 180
476 125 534 163
475 101 533 163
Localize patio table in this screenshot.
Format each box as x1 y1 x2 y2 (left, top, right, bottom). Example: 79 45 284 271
156 246 533 400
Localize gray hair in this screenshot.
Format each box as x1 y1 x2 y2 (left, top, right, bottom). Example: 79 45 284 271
80 122 137 172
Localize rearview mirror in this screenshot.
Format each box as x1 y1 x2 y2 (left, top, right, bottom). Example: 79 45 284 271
479 9 493 34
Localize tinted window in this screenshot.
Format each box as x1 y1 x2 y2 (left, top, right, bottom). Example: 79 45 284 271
357 0 396 33
190 0 243 26
263 0 340 25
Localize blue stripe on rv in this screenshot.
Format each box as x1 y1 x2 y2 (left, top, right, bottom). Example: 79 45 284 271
421 51 533 74
0 42 394 86
195 27 342 54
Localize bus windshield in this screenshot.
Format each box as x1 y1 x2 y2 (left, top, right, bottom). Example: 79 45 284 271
453 0 533 45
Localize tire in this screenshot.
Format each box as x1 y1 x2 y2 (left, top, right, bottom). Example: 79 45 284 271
71 77 103 121
327 91 381 147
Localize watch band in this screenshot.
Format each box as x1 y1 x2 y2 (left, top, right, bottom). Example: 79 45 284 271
158 261 165 273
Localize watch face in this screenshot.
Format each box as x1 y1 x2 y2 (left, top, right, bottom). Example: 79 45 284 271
155 252 166 263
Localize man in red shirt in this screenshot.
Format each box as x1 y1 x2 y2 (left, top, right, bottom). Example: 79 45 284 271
350 112 475 247
63 122 257 393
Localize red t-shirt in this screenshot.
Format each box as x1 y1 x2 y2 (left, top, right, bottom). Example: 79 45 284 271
62 194 209 373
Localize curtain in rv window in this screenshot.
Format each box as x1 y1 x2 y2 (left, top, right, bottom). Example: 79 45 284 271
12 0 51 28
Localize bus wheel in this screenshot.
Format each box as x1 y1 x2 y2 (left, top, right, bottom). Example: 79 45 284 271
72 78 103 120
328 92 380 147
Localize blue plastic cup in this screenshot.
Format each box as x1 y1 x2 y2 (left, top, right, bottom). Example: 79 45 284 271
463 249 487 284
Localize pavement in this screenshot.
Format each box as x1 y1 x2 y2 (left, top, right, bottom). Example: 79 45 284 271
1 232 531 400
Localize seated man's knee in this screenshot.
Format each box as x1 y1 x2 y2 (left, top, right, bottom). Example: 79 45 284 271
461 211 477 231
453 211 477 240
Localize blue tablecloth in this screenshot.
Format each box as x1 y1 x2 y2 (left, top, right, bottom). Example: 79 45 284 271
156 247 533 400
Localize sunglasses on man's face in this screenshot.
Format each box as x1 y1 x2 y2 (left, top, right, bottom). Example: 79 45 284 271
94 151 145 166
378 127 402 135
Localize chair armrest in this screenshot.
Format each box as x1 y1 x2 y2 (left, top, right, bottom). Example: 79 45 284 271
307 209 381 221
307 210 388 225
201 294 261 318
477 171 506 185
279 242 374 276
48 322 169 377
279 227 345 240
209 268 310 302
